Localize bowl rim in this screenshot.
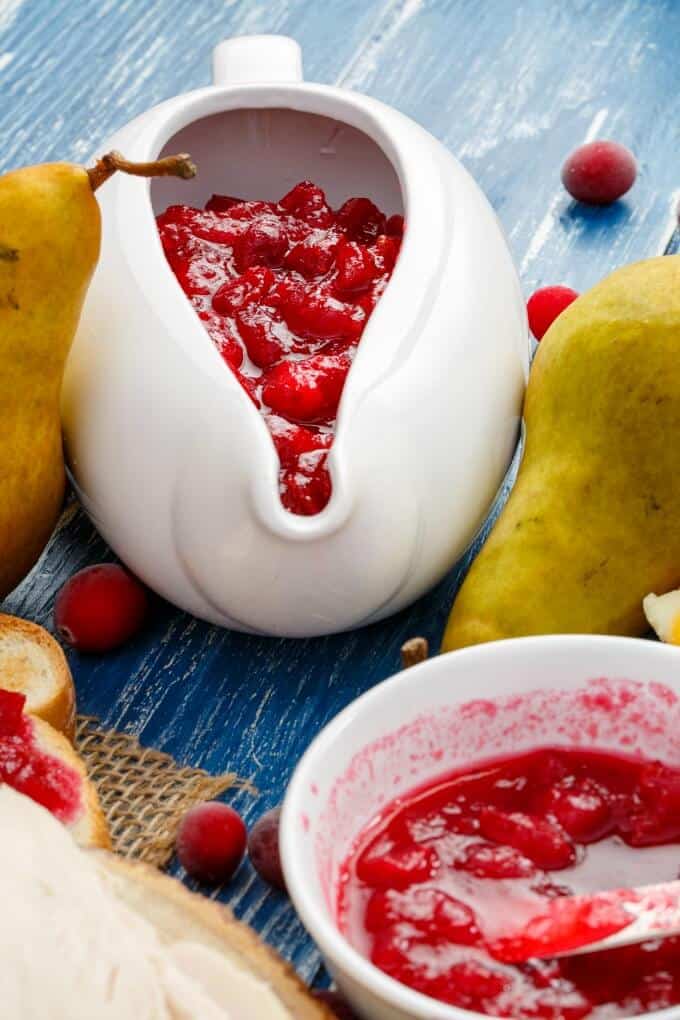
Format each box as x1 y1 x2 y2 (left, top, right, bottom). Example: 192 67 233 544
281 633 680 1020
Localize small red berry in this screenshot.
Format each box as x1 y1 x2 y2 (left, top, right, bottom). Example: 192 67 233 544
54 564 148 653
561 140 637 205
248 806 286 889
176 802 247 883
527 285 579 340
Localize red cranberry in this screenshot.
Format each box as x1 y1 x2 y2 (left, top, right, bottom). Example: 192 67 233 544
527 285 579 340
54 564 148 653
176 801 246 883
247 806 286 890
561 140 637 205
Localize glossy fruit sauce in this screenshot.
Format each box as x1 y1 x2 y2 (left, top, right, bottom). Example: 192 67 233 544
157 182 402 516
338 747 680 1018
0 689 81 823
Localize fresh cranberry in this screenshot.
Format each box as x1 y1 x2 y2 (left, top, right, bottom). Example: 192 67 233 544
336 197 386 241
262 353 351 423
311 989 359 1020
527 285 579 340
334 238 377 294
54 564 148 653
561 141 637 205
176 801 246 883
248 807 285 890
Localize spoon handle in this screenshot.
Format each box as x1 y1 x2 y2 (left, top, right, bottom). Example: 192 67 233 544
490 879 680 963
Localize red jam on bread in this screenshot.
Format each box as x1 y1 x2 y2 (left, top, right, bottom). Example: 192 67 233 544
338 748 680 1018
0 689 81 823
157 183 402 516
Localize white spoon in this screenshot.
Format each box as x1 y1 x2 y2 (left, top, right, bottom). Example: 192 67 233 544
490 880 680 963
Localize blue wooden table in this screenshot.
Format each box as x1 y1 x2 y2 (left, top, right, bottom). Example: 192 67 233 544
1 0 679 991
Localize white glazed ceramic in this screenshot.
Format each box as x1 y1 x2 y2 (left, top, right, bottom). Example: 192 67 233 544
62 34 528 637
281 635 680 1020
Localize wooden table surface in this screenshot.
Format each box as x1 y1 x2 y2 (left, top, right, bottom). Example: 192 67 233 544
1 0 679 991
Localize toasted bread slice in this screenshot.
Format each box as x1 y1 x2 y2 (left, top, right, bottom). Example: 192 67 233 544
98 854 331 1019
0 613 76 738
27 713 110 849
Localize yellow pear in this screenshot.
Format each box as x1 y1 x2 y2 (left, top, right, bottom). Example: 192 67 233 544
443 256 680 652
0 152 195 598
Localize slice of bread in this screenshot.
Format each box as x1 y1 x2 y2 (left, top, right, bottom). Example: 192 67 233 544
97 853 331 1019
28 712 110 849
0 613 76 738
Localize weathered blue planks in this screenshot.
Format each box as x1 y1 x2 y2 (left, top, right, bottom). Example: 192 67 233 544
1 0 679 986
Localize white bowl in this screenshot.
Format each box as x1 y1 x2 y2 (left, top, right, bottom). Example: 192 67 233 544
62 34 528 637
281 635 680 1020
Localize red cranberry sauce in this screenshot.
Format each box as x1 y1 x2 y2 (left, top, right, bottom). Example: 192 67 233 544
0 689 82 823
156 183 403 516
338 747 680 1018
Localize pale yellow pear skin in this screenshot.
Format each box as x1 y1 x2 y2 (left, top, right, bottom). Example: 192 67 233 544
443 256 680 652
0 163 100 598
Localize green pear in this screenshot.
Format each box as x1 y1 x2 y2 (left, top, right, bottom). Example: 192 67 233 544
0 151 195 599
443 256 680 652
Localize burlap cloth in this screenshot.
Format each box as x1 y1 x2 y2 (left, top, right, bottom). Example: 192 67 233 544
75 715 242 867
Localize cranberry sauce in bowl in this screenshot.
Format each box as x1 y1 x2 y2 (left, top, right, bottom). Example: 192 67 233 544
156 183 402 517
338 748 680 1019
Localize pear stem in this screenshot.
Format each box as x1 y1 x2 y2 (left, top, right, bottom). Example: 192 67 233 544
87 151 197 192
